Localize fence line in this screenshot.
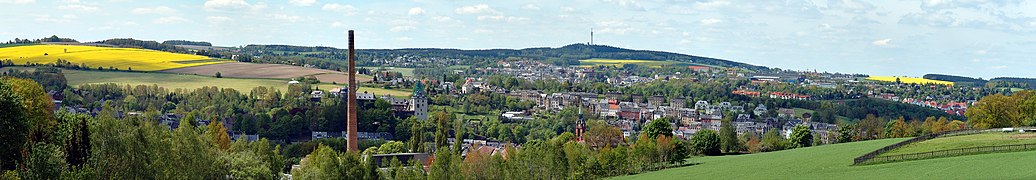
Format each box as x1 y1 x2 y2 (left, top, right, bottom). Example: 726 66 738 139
852 129 985 165
858 143 1036 165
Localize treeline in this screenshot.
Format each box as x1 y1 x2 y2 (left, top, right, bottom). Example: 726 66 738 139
2 35 78 44
923 74 987 86
162 40 212 46
989 77 1036 89
96 38 223 58
965 90 1036 128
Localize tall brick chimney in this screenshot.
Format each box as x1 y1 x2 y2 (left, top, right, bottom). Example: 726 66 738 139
347 30 359 152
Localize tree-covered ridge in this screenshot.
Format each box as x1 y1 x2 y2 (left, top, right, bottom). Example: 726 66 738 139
923 74 988 85
161 40 213 47
239 43 769 70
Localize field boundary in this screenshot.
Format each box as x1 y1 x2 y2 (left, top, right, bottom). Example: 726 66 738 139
859 143 1036 165
853 128 1036 165
852 129 986 165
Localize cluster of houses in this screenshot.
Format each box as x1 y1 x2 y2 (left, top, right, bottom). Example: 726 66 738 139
505 90 839 143
873 93 973 116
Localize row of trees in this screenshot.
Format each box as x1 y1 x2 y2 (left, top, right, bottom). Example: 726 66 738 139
0 77 286 179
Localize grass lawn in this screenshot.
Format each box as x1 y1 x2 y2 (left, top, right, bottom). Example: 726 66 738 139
614 138 1036 179
1 67 410 96
880 132 1036 156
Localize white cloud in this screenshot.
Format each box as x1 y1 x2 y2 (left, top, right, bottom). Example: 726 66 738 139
872 38 892 46
474 28 493 34
522 4 540 10
207 16 233 24
396 37 412 41
132 6 176 14
988 65 1008 69
408 7 425 16
432 16 453 22
0 0 35 4
35 14 77 23
153 16 191 24
390 26 415 32
561 7 576 12
700 18 722 25
271 14 301 22
204 0 255 11
455 4 498 15
694 0 730 10
330 21 347 28
322 3 357 15
59 4 99 12
477 15 503 21
288 0 316 6
603 0 645 11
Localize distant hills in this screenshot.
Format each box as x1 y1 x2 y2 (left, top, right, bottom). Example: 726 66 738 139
245 43 771 71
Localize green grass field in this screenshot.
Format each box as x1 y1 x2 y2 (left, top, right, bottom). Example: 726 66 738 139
1 67 410 96
880 132 1036 156
615 138 1036 179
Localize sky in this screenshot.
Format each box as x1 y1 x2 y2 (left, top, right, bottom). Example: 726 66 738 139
1 0 1035 79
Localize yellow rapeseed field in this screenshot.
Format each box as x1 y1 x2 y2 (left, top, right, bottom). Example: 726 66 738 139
866 76 954 85
0 44 226 71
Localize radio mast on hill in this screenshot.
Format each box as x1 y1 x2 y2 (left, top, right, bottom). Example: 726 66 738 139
590 28 594 45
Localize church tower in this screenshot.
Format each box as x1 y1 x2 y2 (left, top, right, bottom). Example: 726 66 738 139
412 80 428 120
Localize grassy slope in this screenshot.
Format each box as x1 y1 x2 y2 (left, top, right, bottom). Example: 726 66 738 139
615 138 1036 179
881 132 1036 156
1 67 410 96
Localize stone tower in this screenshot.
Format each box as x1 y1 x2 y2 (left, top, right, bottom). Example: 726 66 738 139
412 80 428 120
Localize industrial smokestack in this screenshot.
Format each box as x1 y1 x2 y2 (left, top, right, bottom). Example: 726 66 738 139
347 30 359 152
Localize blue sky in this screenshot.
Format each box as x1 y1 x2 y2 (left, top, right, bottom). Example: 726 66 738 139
1 0 1035 79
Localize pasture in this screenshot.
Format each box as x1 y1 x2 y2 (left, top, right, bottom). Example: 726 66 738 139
0 44 225 71
879 132 1036 156
614 138 1036 179
866 76 954 85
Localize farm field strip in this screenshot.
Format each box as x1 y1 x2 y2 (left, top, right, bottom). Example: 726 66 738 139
0 44 225 71
866 76 953 85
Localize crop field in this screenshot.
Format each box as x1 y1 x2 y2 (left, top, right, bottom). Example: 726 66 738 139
0 44 225 71
880 132 1036 156
578 58 691 68
615 138 1036 179
0 67 408 96
866 76 953 85
162 62 373 83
